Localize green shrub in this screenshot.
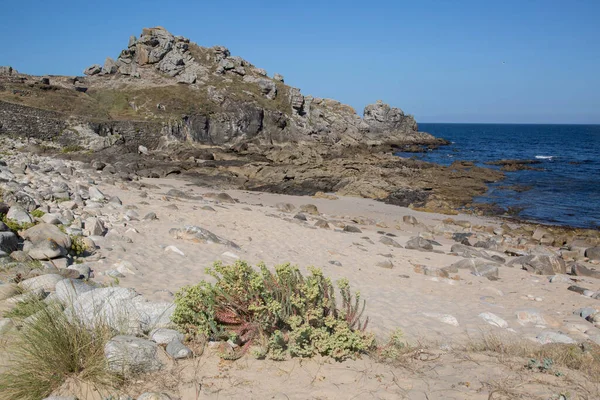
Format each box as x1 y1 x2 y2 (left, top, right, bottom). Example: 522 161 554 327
69 235 88 256
172 261 374 361
3 295 47 321
0 302 117 400
30 209 45 218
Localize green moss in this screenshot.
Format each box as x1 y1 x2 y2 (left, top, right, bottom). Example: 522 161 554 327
1 215 36 232
30 209 45 218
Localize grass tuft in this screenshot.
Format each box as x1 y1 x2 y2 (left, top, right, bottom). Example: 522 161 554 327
0 301 118 400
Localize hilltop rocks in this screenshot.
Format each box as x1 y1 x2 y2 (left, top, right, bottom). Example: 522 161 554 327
363 100 418 137
83 64 102 76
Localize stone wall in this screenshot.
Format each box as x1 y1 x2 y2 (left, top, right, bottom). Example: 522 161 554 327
0 100 69 141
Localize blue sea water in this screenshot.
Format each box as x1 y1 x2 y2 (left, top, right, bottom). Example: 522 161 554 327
396 123 600 229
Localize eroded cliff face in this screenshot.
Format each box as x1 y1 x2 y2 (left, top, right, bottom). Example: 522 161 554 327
0 27 443 151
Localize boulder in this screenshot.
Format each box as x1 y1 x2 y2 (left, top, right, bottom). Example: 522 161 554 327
402 215 418 225
508 255 566 275
21 223 71 249
150 328 184 344
102 57 118 74
276 203 295 213
478 312 508 328
585 247 600 261
105 335 163 375
28 239 67 259
405 236 433 251
343 225 362 233
84 217 105 236
6 205 33 224
0 231 18 253
379 236 402 248
19 274 64 292
84 64 102 76
299 204 319 215
166 338 193 359
571 263 600 279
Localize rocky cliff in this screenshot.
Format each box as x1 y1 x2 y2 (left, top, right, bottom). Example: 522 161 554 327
0 27 443 151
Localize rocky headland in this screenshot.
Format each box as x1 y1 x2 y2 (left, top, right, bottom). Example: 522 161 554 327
0 26 507 215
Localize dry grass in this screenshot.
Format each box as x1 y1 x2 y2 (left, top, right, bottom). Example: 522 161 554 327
0 301 119 400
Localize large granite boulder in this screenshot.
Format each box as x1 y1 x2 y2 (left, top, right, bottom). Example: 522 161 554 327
509 255 566 275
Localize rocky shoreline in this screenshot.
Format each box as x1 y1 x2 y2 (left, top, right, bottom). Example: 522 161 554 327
0 135 599 398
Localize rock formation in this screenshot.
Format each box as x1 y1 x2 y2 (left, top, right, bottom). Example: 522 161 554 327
1 27 443 151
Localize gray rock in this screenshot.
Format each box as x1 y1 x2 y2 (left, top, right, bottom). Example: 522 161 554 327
314 219 330 229
102 57 118 74
328 260 342 266
0 231 18 253
143 212 158 220
470 264 499 280
293 213 307 221
508 255 566 275
536 331 576 344
67 264 92 279
105 335 163 375
150 328 184 344
21 223 72 249
478 312 508 328
169 226 240 249
42 396 78 400
6 205 34 224
402 215 418 225
299 204 319 215
84 64 102 75
571 263 600 279
19 274 64 292
176 70 197 84
273 73 284 82
88 186 105 202
166 338 193 359
405 236 433 251
376 260 394 269
379 236 402 248
55 278 96 304
276 202 295 213
28 239 67 260
343 225 362 233
84 217 105 236
583 246 600 261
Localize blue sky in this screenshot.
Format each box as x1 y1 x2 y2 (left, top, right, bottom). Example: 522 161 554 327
1 0 599 123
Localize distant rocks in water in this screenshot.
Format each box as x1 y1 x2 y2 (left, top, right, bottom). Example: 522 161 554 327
484 159 544 172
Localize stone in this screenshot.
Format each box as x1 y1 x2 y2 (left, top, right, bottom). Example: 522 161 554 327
166 338 193 359
0 231 18 253
585 247 600 261
405 236 433 251
379 236 402 248
21 223 71 249
102 57 118 74
138 145 149 155
402 215 418 225
549 274 572 283
150 328 184 344
470 264 499 280
329 260 342 266
84 64 102 75
516 309 547 326
6 205 34 224
105 335 162 375
300 204 319 215
343 225 362 233
143 212 158 220
28 239 67 259
414 265 448 277
536 331 576 345
376 260 394 269
273 73 284 82
422 312 459 326
19 274 64 292
293 213 307 221
88 186 105 202
55 278 96 304
170 226 240 249
508 255 566 275
276 202 295 213
314 219 330 229
478 312 508 328
84 217 105 236
571 263 600 279
567 285 589 295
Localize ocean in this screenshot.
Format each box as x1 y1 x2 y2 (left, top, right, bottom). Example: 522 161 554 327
396 123 600 229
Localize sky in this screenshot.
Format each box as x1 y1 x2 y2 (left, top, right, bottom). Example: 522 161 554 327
1 0 599 124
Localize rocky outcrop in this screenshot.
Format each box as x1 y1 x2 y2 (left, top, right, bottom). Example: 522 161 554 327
1 26 439 149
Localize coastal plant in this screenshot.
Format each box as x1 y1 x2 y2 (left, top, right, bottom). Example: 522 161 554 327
3 294 47 321
30 209 45 218
172 261 374 361
0 301 117 400
69 234 88 256
1 214 36 232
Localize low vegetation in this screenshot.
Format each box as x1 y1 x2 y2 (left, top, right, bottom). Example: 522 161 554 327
173 261 374 361
1 215 36 232
0 302 117 400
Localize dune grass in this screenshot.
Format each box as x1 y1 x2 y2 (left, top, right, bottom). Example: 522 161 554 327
0 300 118 400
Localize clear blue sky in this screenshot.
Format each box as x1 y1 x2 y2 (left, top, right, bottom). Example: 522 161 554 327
1 0 599 123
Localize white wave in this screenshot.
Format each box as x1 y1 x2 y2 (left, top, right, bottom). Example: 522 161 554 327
535 155 554 160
